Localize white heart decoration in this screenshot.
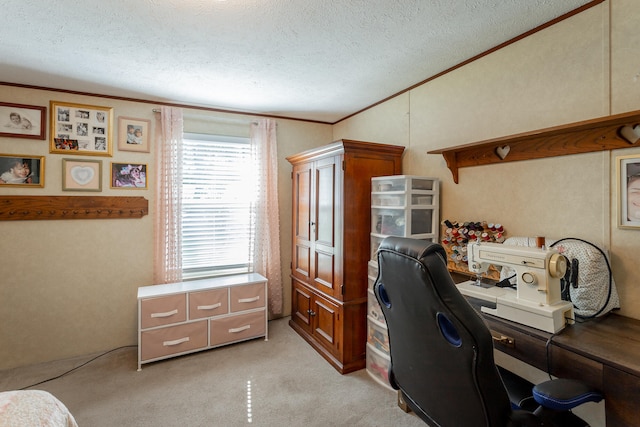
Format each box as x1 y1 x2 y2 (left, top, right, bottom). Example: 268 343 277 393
70 166 95 185
495 145 511 160
618 124 640 144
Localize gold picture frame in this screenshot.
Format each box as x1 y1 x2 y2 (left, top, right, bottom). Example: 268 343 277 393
118 116 151 153
49 101 113 156
617 154 640 229
62 158 102 192
0 154 45 187
110 162 148 189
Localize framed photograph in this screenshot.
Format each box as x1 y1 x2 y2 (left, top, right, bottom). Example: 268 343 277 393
62 158 102 192
0 154 44 187
618 154 640 229
118 116 151 152
0 102 46 139
49 101 113 156
110 162 148 189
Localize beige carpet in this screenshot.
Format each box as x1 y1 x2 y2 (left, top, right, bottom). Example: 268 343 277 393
1 317 426 426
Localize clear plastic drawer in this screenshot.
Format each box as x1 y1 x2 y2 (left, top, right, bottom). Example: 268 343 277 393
366 343 392 388
367 316 390 356
372 176 438 193
372 194 406 207
411 194 434 205
411 209 434 235
367 289 385 325
372 209 405 235
371 235 384 260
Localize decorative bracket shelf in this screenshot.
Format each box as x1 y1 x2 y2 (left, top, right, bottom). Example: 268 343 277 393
427 110 640 183
0 196 148 221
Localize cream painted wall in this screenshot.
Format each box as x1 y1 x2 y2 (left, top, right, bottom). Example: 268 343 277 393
609 0 640 326
333 1 640 321
0 85 331 370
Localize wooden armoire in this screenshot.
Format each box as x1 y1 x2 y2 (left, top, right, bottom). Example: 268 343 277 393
287 139 404 374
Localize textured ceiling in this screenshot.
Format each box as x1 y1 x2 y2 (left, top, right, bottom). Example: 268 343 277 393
0 0 595 123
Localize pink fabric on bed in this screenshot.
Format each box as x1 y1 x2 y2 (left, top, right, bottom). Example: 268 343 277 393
0 390 78 427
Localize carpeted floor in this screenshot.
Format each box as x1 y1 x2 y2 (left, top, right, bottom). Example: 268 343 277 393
0 317 426 426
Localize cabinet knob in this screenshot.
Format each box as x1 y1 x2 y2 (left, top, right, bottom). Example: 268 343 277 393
307 309 316 316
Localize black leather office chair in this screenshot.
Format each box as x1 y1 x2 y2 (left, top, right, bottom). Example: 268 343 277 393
373 236 602 427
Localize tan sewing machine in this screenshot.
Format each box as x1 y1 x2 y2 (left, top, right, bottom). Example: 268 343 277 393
456 241 574 333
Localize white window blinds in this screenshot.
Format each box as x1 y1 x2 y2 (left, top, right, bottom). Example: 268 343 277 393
181 132 256 279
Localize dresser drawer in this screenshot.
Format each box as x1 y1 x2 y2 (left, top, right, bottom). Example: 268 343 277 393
189 288 228 319
137 273 268 370
140 294 187 329
230 282 265 312
210 311 266 346
140 321 207 361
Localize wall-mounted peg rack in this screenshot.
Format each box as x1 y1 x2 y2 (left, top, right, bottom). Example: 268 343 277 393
0 196 148 221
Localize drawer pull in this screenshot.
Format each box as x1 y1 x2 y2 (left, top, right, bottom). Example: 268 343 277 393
229 325 251 333
151 309 178 318
238 296 260 304
491 330 515 348
163 337 190 346
197 303 222 310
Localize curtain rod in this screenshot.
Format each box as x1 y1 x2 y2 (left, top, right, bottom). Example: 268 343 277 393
152 108 258 125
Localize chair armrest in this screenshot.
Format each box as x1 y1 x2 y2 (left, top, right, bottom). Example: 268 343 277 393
532 378 603 411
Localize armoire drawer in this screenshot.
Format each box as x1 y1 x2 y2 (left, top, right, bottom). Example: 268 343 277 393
189 288 229 320
140 293 187 329
210 311 266 346
230 282 265 312
140 320 207 361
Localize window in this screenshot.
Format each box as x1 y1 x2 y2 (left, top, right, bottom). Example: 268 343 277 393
181 132 257 279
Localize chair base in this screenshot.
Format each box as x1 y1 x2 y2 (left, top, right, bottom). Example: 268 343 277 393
497 366 538 412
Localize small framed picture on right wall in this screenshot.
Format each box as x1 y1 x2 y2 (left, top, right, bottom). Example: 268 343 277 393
111 162 148 189
618 154 640 229
118 116 151 153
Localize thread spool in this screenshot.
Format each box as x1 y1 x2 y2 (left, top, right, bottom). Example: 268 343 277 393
535 236 545 249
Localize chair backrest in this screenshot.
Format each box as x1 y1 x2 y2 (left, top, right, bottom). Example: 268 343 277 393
374 236 513 426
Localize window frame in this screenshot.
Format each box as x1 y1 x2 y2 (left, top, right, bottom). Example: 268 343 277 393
181 132 255 280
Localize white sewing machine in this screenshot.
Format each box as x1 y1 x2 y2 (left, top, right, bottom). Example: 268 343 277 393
456 241 574 333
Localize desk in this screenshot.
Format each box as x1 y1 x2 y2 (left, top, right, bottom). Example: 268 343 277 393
467 296 640 427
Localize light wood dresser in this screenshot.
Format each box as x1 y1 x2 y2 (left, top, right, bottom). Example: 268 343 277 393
137 273 267 370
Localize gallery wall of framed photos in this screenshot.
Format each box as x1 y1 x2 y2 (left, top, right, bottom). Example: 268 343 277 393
0 98 153 196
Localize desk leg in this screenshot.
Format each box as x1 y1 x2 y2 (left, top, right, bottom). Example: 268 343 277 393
603 365 640 427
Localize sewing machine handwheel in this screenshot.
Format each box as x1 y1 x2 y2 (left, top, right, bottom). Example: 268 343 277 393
549 254 568 278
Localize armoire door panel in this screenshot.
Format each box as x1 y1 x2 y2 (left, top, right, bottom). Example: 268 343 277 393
314 158 336 247
294 243 311 277
314 249 335 292
313 296 340 355
293 166 311 241
292 281 312 331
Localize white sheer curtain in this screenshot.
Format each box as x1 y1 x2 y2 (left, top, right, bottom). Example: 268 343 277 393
250 119 283 316
153 107 184 284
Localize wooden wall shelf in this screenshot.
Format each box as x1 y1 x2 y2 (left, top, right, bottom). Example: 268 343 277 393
428 110 640 183
0 196 148 221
